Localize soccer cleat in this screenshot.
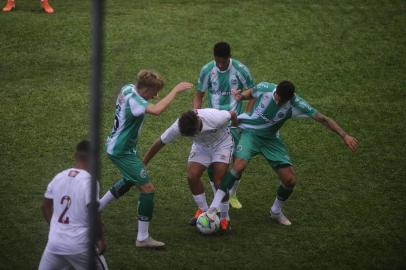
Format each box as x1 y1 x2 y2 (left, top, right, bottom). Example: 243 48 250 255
188 208 203 226
229 194 242 209
135 236 165 248
219 218 231 233
41 0 54 14
270 211 292 226
2 0 15 12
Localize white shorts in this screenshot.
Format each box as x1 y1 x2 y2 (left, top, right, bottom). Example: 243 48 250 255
38 249 108 270
188 137 233 167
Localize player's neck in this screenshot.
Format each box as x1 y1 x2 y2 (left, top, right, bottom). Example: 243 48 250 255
74 162 89 172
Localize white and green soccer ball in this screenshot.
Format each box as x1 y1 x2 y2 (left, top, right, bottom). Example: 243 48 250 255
196 212 220 235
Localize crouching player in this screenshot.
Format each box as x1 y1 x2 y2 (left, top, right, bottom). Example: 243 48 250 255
143 108 238 233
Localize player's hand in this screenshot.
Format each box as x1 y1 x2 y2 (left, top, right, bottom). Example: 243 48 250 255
343 134 358 152
232 89 243 101
173 82 193 93
96 239 106 255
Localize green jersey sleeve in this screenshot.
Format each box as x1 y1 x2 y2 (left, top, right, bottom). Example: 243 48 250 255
235 62 255 89
252 82 276 98
197 62 214 92
291 95 318 118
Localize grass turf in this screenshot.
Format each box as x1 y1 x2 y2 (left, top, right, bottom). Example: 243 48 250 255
0 0 405 269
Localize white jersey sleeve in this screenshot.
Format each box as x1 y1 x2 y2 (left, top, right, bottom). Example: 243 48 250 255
44 176 57 199
160 119 181 144
129 98 147 117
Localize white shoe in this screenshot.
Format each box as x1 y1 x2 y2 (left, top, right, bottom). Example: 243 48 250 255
270 211 292 226
135 236 165 248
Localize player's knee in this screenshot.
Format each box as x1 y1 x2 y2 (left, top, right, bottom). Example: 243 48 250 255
139 183 155 193
233 158 247 174
187 172 200 183
282 175 296 188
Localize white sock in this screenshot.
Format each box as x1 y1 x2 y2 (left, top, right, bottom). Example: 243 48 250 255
271 197 285 214
98 191 116 211
229 180 240 196
137 221 149 241
209 189 226 210
209 181 217 195
220 201 230 219
192 193 208 212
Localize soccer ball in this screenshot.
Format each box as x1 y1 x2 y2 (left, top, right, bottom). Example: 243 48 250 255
196 212 220 235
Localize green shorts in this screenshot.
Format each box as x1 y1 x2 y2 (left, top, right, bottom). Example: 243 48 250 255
229 127 242 149
234 130 292 169
108 152 149 185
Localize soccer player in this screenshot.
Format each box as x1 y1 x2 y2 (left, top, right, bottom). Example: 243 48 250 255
193 41 255 210
206 80 359 226
143 108 238 232
39 140 108 270
2 0 54 13
98 70 192 248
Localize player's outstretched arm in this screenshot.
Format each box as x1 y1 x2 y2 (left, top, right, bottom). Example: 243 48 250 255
233 88 254 101
146 82 193 116
230 111 239 127
193 91 205 109
143 138 166 166
313 112 359 152
41 198 53 225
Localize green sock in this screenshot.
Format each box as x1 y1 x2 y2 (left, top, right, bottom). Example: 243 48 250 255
110 179 133 198
220 169 240 192
276 184 293 201
138 192 154 222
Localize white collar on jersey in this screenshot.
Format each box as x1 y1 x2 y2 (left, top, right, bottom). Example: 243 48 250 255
215 58 233 73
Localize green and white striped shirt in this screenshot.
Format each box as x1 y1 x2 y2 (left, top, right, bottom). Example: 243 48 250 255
238 82 318 137
197 58 254 114
106 84 148 155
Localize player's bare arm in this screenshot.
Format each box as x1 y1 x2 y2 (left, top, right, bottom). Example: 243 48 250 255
96 213 106 255
41 198 53 225
313 112 359 152
233 88 254 101
143 139 166 166
193 91 205 109
230 111 238 127
146 82 193 115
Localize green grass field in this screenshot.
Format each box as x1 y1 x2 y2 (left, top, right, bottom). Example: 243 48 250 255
1 0 405 269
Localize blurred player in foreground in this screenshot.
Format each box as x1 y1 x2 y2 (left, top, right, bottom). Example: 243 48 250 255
39 140 108 270
206 80 358 226
143 108 238 233
98 70 192 248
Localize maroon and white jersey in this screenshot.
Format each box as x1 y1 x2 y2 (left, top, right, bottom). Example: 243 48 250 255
44 168 99 255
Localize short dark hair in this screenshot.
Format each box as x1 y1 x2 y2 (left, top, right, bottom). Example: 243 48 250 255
214 42 231 58
276 80 295 103
75 140 90 161
178 111 200 136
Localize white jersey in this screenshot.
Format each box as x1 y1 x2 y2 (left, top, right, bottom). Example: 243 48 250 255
160 108 232 148
44 168 99 255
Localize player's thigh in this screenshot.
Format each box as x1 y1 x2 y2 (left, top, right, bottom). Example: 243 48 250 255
188 143 211 168
38 250 70 270
187 161 207 181
261 136 293 170
65 253 108 270
234 130 259 162
108 153 149 186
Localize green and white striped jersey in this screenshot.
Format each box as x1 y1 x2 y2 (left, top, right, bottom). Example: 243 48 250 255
197 58 254 114
238 82 318 137
106 84 148 155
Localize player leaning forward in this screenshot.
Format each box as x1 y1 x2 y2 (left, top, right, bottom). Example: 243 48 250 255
206 80 359 225
143 108 238 232
98 70 192 248
39 140 108 270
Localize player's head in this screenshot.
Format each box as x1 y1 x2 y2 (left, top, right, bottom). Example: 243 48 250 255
213 42 231 71
275 80 295 104
136 69 165 100
74 140 91 163
178 110 202 136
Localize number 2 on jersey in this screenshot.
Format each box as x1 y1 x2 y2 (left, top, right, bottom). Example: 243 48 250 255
58 195 71 224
